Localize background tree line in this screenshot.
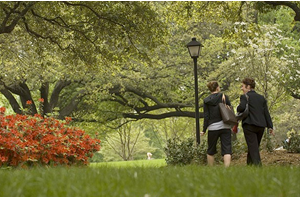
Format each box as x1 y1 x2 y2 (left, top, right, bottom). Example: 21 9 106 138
0 1 299 161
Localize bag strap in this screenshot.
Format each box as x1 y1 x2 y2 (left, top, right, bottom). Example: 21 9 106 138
245 93 249 103
222 93 226 104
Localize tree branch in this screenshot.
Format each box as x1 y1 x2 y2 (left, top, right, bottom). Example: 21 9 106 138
0 2 36 34
49 80 71 110
264 1 300 21
58 89 87 119
0 86 22 114
123 111 203 120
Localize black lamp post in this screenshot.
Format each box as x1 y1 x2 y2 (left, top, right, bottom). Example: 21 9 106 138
187 37 203 145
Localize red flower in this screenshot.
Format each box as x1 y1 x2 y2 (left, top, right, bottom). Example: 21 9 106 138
38 98 44 103
26 100 32 105
0 107 6 114
65 117 72 122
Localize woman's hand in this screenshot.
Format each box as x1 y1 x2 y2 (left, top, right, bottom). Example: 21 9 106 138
200 132 206 136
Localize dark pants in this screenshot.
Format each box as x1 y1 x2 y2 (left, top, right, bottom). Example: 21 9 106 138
243 124 265 166
207 129 232 156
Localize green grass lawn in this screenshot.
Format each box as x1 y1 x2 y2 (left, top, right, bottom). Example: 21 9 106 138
90 158 167 168
0 159 299 196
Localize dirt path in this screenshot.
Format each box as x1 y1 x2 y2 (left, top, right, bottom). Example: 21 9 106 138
231 150 300 166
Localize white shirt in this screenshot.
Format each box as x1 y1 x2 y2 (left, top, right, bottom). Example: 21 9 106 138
208 120 231 131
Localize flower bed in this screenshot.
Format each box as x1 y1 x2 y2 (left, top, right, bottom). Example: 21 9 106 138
0 107 100 167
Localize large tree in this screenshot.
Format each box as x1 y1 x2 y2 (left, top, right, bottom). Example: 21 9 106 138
1 1 299 124
0 1 166 118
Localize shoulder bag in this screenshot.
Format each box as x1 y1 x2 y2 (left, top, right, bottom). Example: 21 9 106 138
219 94 238 126
236 93 249 121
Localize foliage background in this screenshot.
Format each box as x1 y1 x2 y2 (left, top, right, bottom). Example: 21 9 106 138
0 2 300 162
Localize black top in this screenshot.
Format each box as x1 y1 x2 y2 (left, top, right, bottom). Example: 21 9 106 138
202 93 232 133
237 90 273 129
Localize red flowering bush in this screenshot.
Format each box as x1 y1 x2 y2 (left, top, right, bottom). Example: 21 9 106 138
0 107 101 167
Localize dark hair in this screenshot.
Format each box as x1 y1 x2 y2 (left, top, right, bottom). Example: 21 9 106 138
207 81 219 92
242 78 255 89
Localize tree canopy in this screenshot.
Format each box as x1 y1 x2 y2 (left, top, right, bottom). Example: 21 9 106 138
0 1 299 126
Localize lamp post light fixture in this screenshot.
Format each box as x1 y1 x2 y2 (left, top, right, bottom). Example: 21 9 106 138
187 37 203 145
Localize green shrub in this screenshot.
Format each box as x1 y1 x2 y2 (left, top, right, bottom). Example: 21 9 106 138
231 137 247 159
164 137 207 166
164 134 247 166
283 130 300 153
262 131 275 152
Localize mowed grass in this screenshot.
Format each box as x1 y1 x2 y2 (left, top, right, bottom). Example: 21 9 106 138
90 158 167 168
0 159 299 197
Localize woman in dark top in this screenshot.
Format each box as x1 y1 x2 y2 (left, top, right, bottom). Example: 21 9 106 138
200 81 233 167
237 78 274 166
